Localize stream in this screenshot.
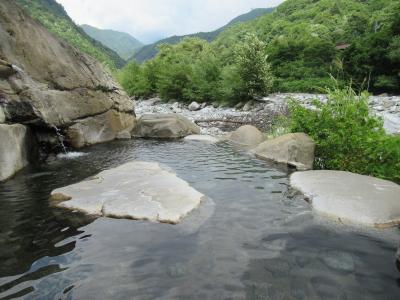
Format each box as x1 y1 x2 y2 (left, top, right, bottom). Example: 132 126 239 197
0 139 399 299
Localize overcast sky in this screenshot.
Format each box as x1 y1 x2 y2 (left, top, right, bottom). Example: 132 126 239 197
56 0 284 44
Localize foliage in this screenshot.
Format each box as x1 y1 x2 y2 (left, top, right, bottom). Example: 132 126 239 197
288 87 400 183
132 8 275 63
235 34 274 100
16 0 125 69
122 0 400 102
214 0 400 94
119 36 273 104
81 24 143 60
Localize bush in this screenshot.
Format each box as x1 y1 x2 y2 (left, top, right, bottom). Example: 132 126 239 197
288 87 400 183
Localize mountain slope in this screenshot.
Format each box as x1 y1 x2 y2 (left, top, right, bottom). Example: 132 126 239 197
81 24 143 60
132 7 275 63
15 0 125 69
213 0 400 93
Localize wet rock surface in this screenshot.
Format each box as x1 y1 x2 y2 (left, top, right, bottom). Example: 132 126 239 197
291 170 400 227
51 161 205 224
252 133 315 170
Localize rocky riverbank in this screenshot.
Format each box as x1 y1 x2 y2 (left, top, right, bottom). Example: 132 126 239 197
135 93 400 135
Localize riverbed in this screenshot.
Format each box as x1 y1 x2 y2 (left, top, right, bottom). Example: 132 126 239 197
0 139 399 299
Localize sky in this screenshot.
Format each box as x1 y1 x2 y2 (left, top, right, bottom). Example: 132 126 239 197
56 0 284 44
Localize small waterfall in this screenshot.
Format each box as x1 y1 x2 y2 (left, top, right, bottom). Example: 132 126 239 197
53 126 67 154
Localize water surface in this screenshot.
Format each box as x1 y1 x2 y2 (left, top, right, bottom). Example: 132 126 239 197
0 140 399 299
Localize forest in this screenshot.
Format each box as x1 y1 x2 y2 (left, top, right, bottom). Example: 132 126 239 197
119 0 400 104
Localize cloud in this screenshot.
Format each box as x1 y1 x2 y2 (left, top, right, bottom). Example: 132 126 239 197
56 0 284 43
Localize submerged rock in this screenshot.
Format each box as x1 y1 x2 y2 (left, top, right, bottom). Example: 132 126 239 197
252 133 315 170
226 125 265 148
0 124 31 181
50 161 205 224
290 170 400 227
133 114 200 139
184 134 219 143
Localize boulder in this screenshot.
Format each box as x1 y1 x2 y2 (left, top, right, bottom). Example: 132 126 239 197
290 170 400 227
0 0 135 145
252 133 315 170
66 111 135 148
188 101 201 111
133 114 200 139
184 135 219 143
0 124 31 181
226 125 265 148
50 161 205 224
66 110 135 148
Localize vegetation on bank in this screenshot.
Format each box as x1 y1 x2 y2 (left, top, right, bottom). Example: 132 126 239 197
119 34 273 105
121 0 400 102
287 87 400 184
16 0 125 69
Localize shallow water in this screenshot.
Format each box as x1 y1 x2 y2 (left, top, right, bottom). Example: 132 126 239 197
0 140 399 299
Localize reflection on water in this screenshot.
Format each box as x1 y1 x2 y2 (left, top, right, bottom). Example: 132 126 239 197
0 139 399 299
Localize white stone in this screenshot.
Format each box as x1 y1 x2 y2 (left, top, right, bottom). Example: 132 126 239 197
184 135 219 143
382 112 400 135
50 161 205 224
188 102 201 111
290 170 400 227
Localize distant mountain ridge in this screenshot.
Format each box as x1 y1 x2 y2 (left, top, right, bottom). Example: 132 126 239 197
15 0 126 69
132 7 275 63
81 24 144 60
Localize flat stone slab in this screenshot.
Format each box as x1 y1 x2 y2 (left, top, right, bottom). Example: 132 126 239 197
290 170 400 227
50 161 205 224
184 135 219 143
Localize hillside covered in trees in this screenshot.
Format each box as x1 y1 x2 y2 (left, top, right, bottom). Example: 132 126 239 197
132 8 275 63
16 0 125 69
81 24 143 60
120 0 400 103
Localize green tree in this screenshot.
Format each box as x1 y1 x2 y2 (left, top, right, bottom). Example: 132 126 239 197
288 86 400 183
235 33 274 100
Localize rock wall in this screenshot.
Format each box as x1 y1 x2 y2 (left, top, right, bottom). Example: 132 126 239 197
0 0 136 180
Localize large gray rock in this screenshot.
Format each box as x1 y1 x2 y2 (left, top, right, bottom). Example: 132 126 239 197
226 125 265 148
66 110 136 148
0 0 135 142
0 124 31 181
50 161 205 224
291 170 400 227
252 133 315 170
133 114 200 138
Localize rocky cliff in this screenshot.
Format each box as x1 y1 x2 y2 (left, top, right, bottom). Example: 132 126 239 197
0 0 136 181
